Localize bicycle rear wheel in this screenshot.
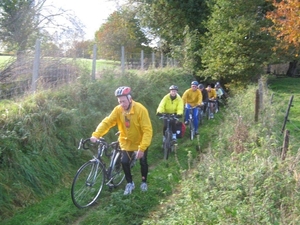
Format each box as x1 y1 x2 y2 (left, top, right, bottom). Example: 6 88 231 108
189 120 194 140
109 152 125 187
71 160 105 208
163 131 171 160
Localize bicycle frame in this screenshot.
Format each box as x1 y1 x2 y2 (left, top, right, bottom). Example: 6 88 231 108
159 114 178 160
186 105 198 140
71 135 128 208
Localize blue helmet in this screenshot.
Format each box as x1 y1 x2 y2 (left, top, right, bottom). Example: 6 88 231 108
191 81 199 86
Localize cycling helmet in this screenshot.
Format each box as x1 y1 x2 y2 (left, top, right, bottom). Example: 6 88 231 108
198 83 204 89
169 85 178 91
215 83 220 88
115 86 131 97
191 81 199 86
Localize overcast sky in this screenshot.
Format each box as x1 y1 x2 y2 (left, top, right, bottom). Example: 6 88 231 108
48 0 122 39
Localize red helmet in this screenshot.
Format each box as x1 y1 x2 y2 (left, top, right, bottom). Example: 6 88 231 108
115 86 131 97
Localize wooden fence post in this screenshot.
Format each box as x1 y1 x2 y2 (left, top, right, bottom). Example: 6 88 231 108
91 44 97 80
281 129 290 160
31 39 41 93
255 89 259 122
121 46 125 75
281 95 294 133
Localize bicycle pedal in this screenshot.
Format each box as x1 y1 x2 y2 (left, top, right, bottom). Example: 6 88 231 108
108 183 114 188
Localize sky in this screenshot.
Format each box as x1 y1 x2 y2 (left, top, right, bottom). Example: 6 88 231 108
48 0 122 39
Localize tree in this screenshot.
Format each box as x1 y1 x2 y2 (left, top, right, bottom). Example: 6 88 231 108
265 0 300 76
200 0 275 83
95 9 150 61
0 0 84 55
266 0 300 50
130 0 210 73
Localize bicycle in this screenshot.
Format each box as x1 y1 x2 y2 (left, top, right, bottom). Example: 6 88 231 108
206 99 217 120
197 103 205 126
71 133 136 208
158 114 179 160
185 105 199 140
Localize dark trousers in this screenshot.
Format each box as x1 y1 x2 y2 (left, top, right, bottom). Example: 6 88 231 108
163 118 176 134
121 149 148 183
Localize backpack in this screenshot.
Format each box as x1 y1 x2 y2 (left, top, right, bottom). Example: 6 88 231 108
176 121 186 138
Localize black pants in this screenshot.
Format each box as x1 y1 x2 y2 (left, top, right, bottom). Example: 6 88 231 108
163 119 176 134
121 149 148 183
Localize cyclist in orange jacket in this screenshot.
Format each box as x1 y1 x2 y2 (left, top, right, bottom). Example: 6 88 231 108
182 81 203 135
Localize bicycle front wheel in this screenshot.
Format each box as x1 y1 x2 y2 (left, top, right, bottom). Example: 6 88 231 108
71 160 105 208
163 131 171 160
189 120 194 140
110 152 125 187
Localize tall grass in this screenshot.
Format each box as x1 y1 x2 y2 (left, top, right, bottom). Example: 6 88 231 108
0 67 194 220
2 72 300 224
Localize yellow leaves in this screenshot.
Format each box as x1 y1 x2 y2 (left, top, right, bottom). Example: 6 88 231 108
266 0 300 50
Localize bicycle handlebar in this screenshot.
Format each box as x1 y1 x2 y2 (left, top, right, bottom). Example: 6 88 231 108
158 113 179 121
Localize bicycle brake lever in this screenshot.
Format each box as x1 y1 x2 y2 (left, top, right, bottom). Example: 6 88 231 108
78 138 83 150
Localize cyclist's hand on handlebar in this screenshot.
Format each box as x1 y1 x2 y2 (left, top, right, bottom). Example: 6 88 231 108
90 136 98 143
176 114 182 118
156 112 163 116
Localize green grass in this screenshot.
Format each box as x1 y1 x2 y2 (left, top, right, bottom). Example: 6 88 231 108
2 72 300 224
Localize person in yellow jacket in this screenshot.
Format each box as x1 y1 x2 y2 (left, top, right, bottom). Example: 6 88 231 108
206 84 217 119
156 85 184 141
182 81 203 135
90 86 153 195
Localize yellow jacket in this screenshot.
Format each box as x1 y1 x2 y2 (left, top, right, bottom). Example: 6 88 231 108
92 101 153 152
207 88 217 99
182 88 202 107
156 93 184 115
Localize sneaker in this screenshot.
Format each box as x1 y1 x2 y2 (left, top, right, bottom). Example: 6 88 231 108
172 134 177 140
124 182 135 195
140 182 148 191
210 113 214 119
195 131 199 135
184 121 188 125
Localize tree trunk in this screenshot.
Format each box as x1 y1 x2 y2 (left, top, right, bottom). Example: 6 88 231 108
286 60 298 77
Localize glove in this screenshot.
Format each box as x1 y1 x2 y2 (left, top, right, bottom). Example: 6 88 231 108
176 114 182 118
157 112 163 116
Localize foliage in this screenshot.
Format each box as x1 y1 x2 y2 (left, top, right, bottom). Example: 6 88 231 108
0 0 85 54
0 0 38 52
95 9 151 61
131 0 210 74
200 0 276 83
265 0 300 51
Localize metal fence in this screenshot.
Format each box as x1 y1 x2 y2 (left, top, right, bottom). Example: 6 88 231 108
0 40 177 100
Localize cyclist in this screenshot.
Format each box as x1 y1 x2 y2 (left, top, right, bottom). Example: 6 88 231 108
90 86 153 195
206 84 217 119
198 83 208 113
182 81 202 135
156 85 184 142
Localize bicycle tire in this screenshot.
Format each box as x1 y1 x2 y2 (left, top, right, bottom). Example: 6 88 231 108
189 119 194 140
206 106 211 120
198 108 203 125
71 160 105 208
163 131 171 160
109 152 125 187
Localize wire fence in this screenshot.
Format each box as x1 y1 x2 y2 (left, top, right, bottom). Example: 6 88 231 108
0 40 178 100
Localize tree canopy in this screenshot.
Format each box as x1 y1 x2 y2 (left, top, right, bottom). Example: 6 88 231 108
266 0 300 50
95 9 150 60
